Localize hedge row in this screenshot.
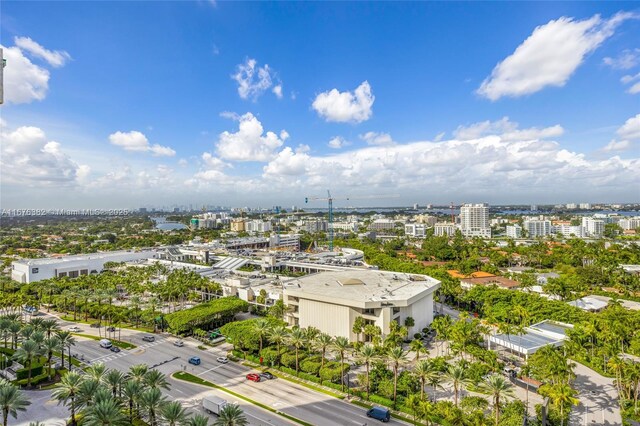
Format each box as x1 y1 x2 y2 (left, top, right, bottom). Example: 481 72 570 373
15 370 50 387
15 363 45 380
164 297 249 334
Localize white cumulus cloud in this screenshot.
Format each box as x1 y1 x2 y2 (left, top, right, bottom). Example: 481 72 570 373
216 112 288 162
14 36 71 67
0 125 89 186
602 139 630 152
328 136 348 149
603 48 640 70
617 113 640 140
232 58 281 100
478 12 637 100
454 117 563 141
108 131 176 157
359 131 395 146
312 81 374 123
621 72 640 94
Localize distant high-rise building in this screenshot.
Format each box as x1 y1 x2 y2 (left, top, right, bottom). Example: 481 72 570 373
579 203 592 210
530 205 537 211
413 203 419 210
582 217 604 237
523 219 552 237
566 203 577 210
506 224 522 239
139 208 148 214
459 203 491 238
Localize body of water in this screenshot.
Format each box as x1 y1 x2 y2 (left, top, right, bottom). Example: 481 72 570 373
151 216 188 231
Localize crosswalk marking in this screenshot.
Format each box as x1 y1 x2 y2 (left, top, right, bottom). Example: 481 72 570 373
90 338 165 363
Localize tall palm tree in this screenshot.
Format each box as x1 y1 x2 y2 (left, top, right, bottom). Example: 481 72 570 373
43 336 60 380
0 381 31 426
52 371 84 426
12 340 42 387
252 319 271 354
40 318 59 339
332 336 350 392
386 347 406 407
127 364 149 384
414 359 439 401
102 369 126 398
314 333 332 370
160 401 190 426
287 327 306 374
121 380 142 423
410 339 426 361
480 374 515 426
188 414 210 426
539 383 579 426
77 378 102 410
140 387 165 426
445 364 470 406
86 363 107 382
55 331 76 370
214 404 248 426
82 398 129 426
8 322 21 350
144 369 170 390
268 326 288 367
357 344 377 400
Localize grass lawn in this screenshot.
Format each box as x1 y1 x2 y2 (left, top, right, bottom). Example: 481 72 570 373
71 333 137 349
172 372 313 426
59 315 154 333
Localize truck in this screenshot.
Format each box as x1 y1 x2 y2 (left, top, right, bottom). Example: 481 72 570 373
202 394 227 415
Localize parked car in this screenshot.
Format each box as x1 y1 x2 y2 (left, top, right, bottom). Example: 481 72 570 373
68 326 81 332
106 326 116 332
216 357 228 364
260 372 275 380
173 340 184 347
110 346 121 353
246 373 261 382
99 339 112 349
90 322 101 328
367 407 390 422
142 335 155 342
188 356 201 366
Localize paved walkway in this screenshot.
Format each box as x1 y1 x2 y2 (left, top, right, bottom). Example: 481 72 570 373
569 361 622 426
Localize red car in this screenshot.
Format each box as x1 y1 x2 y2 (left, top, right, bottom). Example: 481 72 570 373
246 373 261 382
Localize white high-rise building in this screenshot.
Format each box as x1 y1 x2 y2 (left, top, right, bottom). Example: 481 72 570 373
405 223 427 238
619 217 640 230
523 220 552 237
553 224 584 238
582 217 605 237
459 203 491 238
579 203 592 210
506 224 522 239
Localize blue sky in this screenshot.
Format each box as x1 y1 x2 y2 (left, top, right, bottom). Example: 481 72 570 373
1 2 639 209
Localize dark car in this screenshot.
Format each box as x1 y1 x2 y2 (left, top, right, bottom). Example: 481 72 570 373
110 346 121 353
246 373 261 382
106 326 116 332
142 335 155 342
90 322 101 328
367 407 390 422
260 372 275 380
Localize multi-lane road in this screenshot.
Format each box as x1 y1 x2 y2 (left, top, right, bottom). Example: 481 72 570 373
31 313 408 426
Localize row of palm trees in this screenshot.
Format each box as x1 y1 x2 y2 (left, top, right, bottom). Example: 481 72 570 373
52 362 247 426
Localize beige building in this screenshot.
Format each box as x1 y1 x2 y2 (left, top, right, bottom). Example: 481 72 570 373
230 219 246 232
283 270 440 341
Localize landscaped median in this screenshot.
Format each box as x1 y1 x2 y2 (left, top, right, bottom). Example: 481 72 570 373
70 333 137 349
171 371 313 426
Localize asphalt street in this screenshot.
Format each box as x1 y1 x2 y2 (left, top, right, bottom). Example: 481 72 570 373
28 313 408 426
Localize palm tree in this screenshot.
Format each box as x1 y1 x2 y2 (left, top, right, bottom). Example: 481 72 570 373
288 327 306 374
188 414 210 426
102 369 126 398
144 369 170 390
214 404 248 426
268 326 288 367
357 344 377 400
121 380 142 423
414 359 439 401
445 364 470 406
160 401 190 426
0 381 31 426
83 398 129 426
386 347 406 407
77 378 102 409
539 383 579 426
40 318 59 339
140 387 165 426
52 371 84 426
405 393 422 423
332 336 350 392
86 363 108 382
13 340 42 387
127 364 149 384
480 374 515 426
56 331 76 370
253 319 271 354
8 322 21 350
314 333 332 369
410 339 426 361
43 336 60 380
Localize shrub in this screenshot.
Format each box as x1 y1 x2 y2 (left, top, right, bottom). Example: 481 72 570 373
15 364 44 381
280 352 297 369
300 357 322 375
164 297 249 334
15 370 49 387
369 394 394 408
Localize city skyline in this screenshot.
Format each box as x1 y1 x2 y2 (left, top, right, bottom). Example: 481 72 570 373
1 2 639 209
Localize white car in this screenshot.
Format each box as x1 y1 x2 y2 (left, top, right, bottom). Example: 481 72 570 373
68 326 81 332
216 357 229 364
173 340 184 347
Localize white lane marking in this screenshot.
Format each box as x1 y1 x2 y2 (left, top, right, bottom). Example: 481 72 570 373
196 364 228 377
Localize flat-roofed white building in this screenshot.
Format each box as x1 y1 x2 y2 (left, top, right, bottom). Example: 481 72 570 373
506 224 522 239
11 250 157 283
489 320 573 359
405 223 427 238
460 203 491 238
434 223 456 237
283 270 440 341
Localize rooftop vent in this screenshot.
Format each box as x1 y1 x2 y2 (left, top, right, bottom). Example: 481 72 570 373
338 278 365 286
